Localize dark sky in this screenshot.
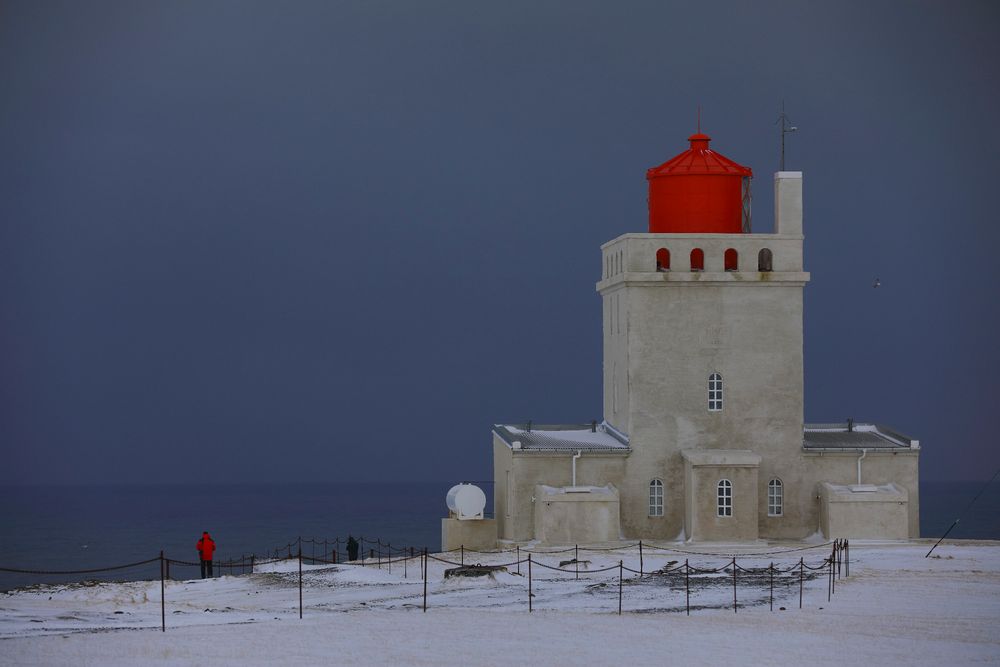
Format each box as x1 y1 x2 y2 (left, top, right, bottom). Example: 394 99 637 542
1 1 997 485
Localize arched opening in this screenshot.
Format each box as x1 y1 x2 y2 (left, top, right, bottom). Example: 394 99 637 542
768 479 783 517
758 248 773 272
649 479 664 517
656 248 670 272
724 248 738 271
690 248 704 272
708 373 723 411
717 479 733 517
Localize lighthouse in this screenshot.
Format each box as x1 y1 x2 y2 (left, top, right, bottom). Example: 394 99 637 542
478 128 920 548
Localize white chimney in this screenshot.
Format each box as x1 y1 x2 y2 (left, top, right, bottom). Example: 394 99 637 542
774 171 803 236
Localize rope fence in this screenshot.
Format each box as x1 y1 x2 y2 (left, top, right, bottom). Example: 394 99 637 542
0 537 851 631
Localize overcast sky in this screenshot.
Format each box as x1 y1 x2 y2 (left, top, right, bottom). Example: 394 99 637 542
1 0 997 485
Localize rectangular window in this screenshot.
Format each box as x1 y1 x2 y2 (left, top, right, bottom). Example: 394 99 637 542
708 373 723 412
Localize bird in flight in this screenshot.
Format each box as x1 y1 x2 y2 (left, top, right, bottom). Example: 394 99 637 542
873 278 881 288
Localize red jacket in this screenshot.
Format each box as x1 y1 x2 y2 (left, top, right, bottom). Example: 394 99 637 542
197 533 216 560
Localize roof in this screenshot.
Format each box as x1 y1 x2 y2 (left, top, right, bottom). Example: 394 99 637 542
647 133 753 178
803 423 918 451
493 422 630 453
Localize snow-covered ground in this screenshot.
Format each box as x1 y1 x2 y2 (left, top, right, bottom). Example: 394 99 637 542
1 541 998 665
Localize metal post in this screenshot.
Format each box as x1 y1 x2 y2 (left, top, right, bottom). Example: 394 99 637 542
528 554 533 613
618 560 623 615
251 554 255 574
422 549 428 612
639 540 644 575
732 556 737 614
845 540 850 577
404 548 407 579
799 558 803 609
769 562 774 611
298 547 303 619
828 555 833 602
461 544 464 566
160 551 166 632
575 545 579 580
685 559 690 616
516 546 520 574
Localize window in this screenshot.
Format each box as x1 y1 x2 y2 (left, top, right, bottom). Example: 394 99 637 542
768 479 783 517
717 479 732 517
656 248 670 272
690 248 704 271
649 479 664 517
758 248 773 272
708 373 723 411
724 248 738 271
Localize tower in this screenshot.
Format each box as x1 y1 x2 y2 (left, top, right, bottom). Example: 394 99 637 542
598 131 809 541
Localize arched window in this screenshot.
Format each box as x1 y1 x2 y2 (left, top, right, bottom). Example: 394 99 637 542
708 373 723 412
690 248 704 271
717 479 733 517
758 248 773 272
768 479 783 517
649 479 664 517
656 248 670 272
724 248 738 271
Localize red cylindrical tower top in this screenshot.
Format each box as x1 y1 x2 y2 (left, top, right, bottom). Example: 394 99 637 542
646 132 753 234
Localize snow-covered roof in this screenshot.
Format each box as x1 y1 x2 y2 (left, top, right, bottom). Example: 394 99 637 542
493 422 630 453
803 423 917 451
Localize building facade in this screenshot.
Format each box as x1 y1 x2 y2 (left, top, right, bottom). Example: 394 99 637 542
491 132 920 544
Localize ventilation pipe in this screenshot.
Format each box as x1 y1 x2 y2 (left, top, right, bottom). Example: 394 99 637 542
572 450 582 487
857 449 867 484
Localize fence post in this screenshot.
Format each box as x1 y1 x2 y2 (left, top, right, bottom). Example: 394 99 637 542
388 543 392 575
251 554 255 574
461 544 464 566
732 556 737 614
799 557 803 609
298 547 303 619
516 546 520 575
528 554 533 613
769 562 774 611
685 559 690 616
369 548 374 566
422 548 428 612
403 548 407 579
575 544 579 580
828 555 833 602
845 539 850 577
639 540 644 576
618 560 623 615
160 550 166 633
378 547 381 570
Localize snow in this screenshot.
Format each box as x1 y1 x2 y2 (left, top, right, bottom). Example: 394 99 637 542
1 541 999 665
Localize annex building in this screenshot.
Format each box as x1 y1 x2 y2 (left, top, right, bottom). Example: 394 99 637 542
488 131 920 545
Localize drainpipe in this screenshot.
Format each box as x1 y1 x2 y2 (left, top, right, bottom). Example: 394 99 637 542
572 450 582 487
857 449 867 485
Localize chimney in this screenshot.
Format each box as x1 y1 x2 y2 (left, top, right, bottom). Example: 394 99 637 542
774 171 803 236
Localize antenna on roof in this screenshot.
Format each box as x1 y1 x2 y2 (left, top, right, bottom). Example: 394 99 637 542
776 100 798 170
926 467 1000 558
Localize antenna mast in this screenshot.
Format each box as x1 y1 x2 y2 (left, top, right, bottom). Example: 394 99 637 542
776 100 798 170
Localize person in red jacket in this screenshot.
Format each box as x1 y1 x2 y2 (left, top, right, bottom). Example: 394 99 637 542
197 531 216 579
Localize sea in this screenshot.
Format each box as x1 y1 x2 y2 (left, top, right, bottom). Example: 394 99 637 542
0 480 997 592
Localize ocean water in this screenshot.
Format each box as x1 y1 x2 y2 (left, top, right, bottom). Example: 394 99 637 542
0 480 997 592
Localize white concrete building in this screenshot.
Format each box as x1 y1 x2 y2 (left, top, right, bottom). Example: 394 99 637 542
487 132 920 545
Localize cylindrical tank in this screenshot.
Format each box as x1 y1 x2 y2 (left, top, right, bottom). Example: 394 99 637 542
646 132 752 234
446 483 487 520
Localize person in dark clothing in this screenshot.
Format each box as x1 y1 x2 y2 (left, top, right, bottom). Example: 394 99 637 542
197 531 216 579
346 535 359 562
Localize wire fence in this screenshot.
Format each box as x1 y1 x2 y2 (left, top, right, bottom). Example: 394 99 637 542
0 538 851 631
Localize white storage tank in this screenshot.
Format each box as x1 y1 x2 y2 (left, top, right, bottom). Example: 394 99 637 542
446 483 486 520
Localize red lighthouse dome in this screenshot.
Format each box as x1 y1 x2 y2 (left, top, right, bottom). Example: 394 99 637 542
646 132 753 234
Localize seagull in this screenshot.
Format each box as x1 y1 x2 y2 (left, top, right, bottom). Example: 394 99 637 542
873 278 880 288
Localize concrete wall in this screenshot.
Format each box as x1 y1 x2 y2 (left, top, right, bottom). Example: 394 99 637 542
683 451 760 542
441 518 498 552
818 483 909 540
532 485 620 544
